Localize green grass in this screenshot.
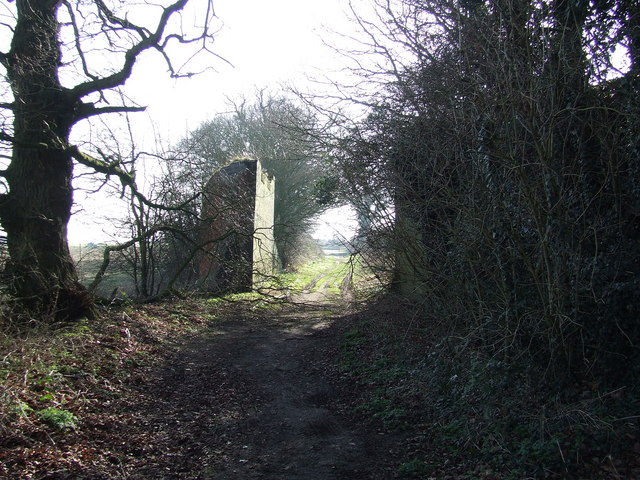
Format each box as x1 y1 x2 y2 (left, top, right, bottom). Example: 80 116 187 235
11 402 33 418
36 407 78 430
277 256 351 295
206 291 280 311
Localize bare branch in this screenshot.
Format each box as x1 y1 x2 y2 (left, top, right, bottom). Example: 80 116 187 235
66 143 201 213
70 0 191 99
75 102 146 121
61 0 98 81
94 0 150 36
88 224 182 292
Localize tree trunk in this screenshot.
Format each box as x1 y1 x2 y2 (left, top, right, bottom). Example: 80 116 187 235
0 0 91 319
2 145 92 318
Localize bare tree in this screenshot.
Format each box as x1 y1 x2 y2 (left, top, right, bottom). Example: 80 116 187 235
173 92 334 268
0 0 219 319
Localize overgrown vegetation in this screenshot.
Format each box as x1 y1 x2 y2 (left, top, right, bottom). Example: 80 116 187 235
2 0 639 477
331 0 640 382
335 297 640 478
311 0 640 475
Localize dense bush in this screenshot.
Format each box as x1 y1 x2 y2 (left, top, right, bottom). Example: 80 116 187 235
335 0 640 383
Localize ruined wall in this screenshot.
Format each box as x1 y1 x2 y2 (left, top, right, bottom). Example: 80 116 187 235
252 160 276 287
199 159 276 293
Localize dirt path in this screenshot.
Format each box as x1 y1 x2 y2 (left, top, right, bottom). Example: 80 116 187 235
117 289 399 479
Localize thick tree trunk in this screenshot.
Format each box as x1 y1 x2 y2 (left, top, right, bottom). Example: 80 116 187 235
2 145 91 318
0 0 91 319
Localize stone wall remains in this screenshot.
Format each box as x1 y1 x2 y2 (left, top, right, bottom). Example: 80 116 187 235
199 159 276 293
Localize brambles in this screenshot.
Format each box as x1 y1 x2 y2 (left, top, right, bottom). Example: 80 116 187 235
334 296 640 478
329 0 640 389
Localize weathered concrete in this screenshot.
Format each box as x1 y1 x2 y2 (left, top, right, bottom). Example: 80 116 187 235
252 160 276 288
199 159 276 292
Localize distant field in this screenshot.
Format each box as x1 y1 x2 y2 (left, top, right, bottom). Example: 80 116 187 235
71 244 135 298
321 246 350 258
70 242 354 299
70 244 104 262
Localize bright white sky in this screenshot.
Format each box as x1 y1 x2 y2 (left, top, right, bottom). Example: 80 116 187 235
125 0 354 145
68 0 361 244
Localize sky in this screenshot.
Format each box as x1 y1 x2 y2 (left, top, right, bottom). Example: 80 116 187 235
112 0 357 146
66 0 360 244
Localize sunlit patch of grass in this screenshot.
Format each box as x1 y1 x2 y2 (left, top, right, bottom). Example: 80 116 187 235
206 291 263 304
204 291 281 312
37 407 77 430
200 253 382 305
222 291 263 302
277 256 351 295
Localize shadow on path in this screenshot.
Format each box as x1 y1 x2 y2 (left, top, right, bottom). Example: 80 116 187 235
120 294 398 479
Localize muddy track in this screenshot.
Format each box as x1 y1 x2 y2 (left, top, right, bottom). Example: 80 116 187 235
118 296 399 479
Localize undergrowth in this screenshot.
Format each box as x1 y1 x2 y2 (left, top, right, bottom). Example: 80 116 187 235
0 298 223 479
337 296 640 479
